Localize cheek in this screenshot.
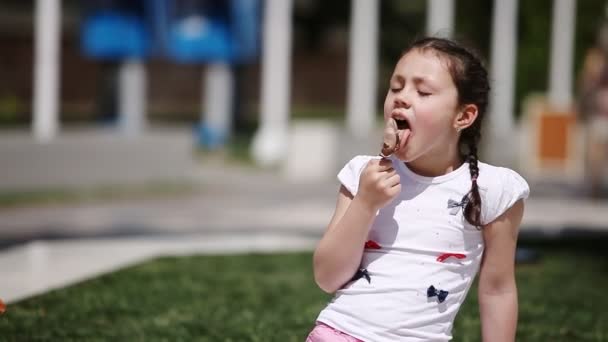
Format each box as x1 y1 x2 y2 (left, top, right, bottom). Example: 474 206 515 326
416 101 456 132
414 114 450 141
416 118 438 135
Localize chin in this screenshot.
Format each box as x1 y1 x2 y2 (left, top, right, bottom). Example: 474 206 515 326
393 151 413 162
396 147 424 163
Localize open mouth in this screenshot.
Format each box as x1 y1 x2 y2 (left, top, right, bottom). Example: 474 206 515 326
395 118 410 130
380 116 411 157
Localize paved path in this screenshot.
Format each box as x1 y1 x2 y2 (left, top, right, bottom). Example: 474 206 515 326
2 164 607 241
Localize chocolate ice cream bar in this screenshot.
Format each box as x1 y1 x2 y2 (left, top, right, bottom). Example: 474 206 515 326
380 118 400 158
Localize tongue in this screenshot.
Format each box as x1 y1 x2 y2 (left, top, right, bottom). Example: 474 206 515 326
398 128 411 149
380 118 399 157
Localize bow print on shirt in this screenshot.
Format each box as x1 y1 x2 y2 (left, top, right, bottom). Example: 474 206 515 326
427 285 449 303
350 268 371 283
447 195 470 215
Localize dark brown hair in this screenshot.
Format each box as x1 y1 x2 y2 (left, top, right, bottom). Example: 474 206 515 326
402 37 490 227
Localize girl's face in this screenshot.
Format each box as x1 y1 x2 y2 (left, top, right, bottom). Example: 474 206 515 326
383 49 461 162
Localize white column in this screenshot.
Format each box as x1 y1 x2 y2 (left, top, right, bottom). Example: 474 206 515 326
487 0 519 165
202 63 234 147
118 60 147 137
426 0 455 37
33 0 61 142
548 0 577 110
346 0 380 139
251 0 293 166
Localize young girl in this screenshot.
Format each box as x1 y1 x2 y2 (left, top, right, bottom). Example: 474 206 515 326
307 37 529 341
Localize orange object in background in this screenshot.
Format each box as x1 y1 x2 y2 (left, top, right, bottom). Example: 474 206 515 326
538 112 575 165
0 298 5 314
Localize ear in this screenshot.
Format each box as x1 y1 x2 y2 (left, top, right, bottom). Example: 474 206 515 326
454 104 478 131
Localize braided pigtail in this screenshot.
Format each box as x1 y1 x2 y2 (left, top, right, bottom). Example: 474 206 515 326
464 141 482 227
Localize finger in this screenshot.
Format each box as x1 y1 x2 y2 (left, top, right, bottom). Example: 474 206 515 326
366 160 388 174
362 160 378 174
380 169 397 179
387 183 402 196
378 160 394 171
379 167 395 175
367 158 384 170
379 158 393 167
384 173 401 187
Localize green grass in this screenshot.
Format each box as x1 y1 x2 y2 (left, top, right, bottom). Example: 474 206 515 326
1 244 607 341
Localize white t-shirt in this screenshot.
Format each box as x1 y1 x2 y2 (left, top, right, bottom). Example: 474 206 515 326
316 155 530 342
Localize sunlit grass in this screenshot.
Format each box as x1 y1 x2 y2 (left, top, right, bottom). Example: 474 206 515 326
1 243 607 341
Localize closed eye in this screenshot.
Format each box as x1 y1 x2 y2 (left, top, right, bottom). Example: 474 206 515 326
418 91 431 97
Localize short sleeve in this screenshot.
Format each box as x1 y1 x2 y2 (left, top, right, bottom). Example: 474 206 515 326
337 155 375 196
480 168 530 225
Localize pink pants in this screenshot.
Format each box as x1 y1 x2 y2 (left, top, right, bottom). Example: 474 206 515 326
306 322 363 342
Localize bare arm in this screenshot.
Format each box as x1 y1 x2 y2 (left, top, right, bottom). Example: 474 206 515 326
478 199 525 342
313 158 401 293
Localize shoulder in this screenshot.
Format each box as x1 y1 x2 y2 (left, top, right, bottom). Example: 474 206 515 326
476 162 529 191
344 155 379 168
339 155 380 177
475 161 530 225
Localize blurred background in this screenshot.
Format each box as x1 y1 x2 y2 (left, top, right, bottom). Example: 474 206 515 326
0 0 607 188
1 0 608 340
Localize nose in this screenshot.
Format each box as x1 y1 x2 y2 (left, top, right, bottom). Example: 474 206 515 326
394 91 412 109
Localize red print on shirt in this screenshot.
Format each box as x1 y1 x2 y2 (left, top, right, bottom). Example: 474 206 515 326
364 240 381 249
436 253 466 262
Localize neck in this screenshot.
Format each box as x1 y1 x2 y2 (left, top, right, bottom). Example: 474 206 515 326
405 147 463 177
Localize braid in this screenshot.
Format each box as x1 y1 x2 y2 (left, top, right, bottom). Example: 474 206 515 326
464 141 482 227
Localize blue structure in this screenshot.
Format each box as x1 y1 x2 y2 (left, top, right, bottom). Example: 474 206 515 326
81 0 260 63
81 1 152 60
80 0 260 148
157 0 260 64
152 0 261 149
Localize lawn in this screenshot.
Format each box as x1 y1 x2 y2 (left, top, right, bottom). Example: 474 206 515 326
1 242 607 341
